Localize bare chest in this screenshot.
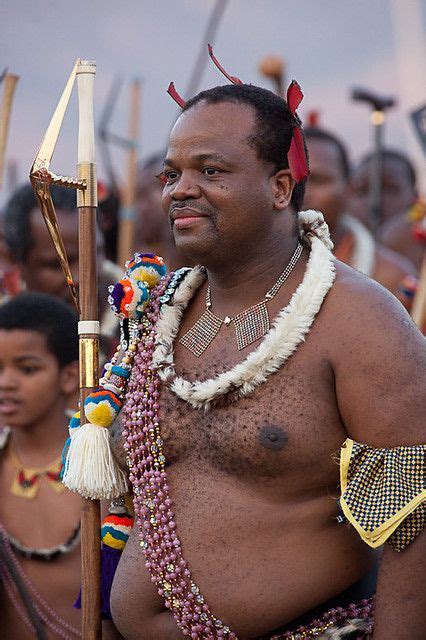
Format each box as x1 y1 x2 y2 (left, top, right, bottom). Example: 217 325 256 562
158 335 345 485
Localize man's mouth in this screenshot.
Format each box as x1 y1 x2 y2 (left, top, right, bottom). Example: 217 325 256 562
171 207 209 229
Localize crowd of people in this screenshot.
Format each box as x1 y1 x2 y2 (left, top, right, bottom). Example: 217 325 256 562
0 68 424 640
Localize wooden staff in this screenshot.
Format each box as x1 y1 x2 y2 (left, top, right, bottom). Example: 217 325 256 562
259 55 285 97
0 72 19 190
76 61 102 640
117 79 140 266
30 59 102 639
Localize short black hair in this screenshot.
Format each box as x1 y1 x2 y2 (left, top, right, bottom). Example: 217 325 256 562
304 127 351 179
0 292 78 367
357 149 417 188
182 84 308 212
4 183 77 264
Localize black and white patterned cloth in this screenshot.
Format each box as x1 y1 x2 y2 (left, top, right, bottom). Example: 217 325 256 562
340 439 425 551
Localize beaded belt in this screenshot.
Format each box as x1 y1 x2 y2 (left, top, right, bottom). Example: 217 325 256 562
267 596 374 639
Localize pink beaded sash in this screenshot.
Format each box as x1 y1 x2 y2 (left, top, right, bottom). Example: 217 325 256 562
123 277 236 639
266 597 374 639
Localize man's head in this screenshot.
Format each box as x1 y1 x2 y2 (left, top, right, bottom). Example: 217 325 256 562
4 184 79 303
0 292 79 428
161 84 307 265
136 152 169 246
303 127 351 231
349 150 417 225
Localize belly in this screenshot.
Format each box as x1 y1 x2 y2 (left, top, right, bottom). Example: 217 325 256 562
110 465 374 640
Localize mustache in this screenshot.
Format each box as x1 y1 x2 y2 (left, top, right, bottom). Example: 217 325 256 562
169 200 215 216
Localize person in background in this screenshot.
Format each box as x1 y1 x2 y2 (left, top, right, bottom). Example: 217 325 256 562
349 149 418 228
0 293 81 639
3 184 122 359
303 128 417 308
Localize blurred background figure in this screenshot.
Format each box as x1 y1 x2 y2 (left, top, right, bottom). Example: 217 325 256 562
0 293 81 640
349 149 418 228
303 127 417 308
2 184 122 358
0 219 22 302
135 153 191 271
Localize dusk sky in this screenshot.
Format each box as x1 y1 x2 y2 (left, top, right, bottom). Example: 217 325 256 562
1 0 425 204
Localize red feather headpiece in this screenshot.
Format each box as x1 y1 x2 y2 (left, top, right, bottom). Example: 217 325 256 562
167 46 309 183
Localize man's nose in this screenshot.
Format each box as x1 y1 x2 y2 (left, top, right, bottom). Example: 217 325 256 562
170 172 201 201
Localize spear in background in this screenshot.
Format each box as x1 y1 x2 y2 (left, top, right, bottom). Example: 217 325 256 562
0 69 19 190
30 59 102 639
117 79 140 266
351 88 396 235
184 0 228 98
98 77 141 266
258 55 286 98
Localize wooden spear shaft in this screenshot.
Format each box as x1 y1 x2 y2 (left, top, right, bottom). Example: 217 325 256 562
0 73 19 190
117 79 140 267
76 60 102 640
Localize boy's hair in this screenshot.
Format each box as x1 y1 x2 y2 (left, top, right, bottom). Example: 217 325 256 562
182 84 308 212
0 293 78 367
3 183 76 264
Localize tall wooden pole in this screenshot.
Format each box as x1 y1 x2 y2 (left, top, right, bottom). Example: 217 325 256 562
259 56 286 98
76 61 102 640
117 79 140 267
0 73 19 190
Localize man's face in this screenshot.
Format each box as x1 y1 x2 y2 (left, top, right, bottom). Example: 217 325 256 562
349 157 416 225
22 209 79 305
161 101 281 265
136 167 170 246
303 138 348 230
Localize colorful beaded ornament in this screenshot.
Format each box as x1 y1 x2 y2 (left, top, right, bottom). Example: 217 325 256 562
62 253 168 500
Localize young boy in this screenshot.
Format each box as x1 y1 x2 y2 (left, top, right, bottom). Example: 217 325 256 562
0 292 82 639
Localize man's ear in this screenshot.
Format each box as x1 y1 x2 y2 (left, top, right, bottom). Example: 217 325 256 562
271 169 295 211
59 360 79 396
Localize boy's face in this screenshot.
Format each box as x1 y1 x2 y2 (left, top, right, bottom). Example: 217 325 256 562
0 329 78 428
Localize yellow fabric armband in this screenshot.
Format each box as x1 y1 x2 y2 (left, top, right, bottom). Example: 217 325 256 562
340 438 425 551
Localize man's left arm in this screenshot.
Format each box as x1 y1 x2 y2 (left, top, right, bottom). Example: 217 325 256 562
331 280 426 640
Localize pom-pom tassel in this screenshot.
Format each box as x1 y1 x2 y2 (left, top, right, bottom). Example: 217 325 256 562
62 423 127 499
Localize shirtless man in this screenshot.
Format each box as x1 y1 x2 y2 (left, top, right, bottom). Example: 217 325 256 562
107 84 425 639
303 128 417 306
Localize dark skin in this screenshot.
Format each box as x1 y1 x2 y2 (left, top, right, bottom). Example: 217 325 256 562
135 164 189 271
304 138 417 301
110 102 426 639
379 213 425 272
349 156 417 226
0 330 81 639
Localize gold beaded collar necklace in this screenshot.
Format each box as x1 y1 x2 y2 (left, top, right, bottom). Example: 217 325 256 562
179 242 303 356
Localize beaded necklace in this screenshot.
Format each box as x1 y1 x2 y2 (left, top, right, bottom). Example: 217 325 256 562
123 279 236 639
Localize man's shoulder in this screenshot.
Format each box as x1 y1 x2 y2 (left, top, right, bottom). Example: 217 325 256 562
325 259 419 346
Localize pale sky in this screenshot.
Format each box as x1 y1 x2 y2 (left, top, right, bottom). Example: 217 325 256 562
1 0 425 204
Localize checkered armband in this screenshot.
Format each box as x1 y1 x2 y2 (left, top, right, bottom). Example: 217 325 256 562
339 439 425 552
